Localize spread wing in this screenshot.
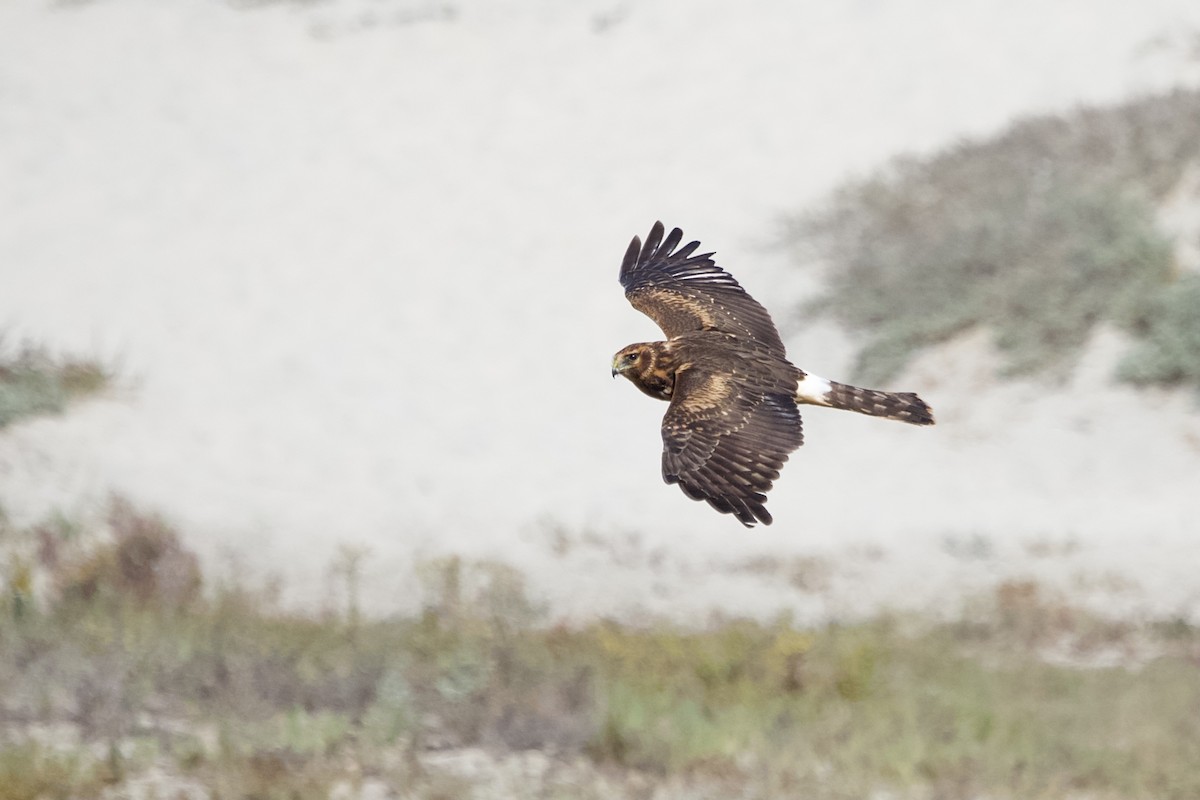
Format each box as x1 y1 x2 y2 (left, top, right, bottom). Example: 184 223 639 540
660 366 804 527
619 221 787 355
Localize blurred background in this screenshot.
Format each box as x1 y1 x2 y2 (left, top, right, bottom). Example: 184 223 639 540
2 1 1200 797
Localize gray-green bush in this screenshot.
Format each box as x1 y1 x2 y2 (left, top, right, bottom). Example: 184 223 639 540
0 339 108 429
791 89 1200 389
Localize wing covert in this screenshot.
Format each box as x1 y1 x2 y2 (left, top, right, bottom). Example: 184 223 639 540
620 221 787 354
660 366 804 527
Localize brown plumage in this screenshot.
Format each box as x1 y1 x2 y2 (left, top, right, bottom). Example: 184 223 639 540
612 221 934 527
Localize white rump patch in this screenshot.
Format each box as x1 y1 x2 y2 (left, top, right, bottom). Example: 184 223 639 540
795 373 834 406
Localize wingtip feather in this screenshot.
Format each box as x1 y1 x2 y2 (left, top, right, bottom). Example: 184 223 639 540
659 226 683 258
641 221 665 263
620 234 642 281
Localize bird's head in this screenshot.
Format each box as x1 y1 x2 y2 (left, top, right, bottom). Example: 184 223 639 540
611 342 674 400
611 343 653 379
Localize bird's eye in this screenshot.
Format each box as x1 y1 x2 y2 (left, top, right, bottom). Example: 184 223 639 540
627 352 639 362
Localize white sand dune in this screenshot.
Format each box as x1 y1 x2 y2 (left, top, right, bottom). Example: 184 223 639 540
2 0 1199 623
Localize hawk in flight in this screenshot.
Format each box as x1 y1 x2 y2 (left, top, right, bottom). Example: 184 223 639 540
612 222 934 527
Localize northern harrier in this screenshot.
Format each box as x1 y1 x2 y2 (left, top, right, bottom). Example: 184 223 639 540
612 222 933 527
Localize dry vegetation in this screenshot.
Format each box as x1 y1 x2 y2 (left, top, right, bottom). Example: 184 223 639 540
1 500 1199 799
790 88 1200 390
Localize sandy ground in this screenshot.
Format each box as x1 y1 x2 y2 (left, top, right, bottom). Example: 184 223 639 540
2 0 1200 624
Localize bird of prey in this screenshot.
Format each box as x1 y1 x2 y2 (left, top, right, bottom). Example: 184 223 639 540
612 221 934 527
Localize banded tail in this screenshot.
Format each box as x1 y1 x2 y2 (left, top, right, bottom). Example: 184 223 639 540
795 372 934 426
